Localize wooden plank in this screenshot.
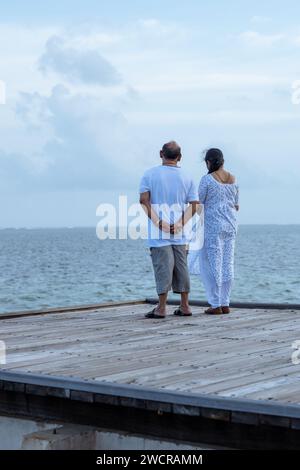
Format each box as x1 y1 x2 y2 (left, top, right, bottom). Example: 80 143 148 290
1 302 300 407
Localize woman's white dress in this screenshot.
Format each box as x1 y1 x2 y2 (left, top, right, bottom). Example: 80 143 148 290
188 173 239 307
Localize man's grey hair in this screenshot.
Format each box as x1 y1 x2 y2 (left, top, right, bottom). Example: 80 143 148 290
161 141 181 160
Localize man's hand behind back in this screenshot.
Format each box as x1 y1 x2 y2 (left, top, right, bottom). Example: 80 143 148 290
160 220 172 233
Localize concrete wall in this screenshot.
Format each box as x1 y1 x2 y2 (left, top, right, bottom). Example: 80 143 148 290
0 416 58 450
0 415 220 450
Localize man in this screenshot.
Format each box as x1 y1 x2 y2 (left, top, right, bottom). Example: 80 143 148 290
139 141 199 318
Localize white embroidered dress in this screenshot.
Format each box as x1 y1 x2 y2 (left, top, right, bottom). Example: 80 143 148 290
189 173 239 287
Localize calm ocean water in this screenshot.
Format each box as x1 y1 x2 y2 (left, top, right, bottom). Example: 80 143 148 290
0 226 299 313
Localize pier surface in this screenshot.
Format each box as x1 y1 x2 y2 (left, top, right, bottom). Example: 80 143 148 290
1 300 300 449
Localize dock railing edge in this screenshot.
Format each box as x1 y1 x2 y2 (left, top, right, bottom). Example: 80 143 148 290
147 298 300 310
0 299 147 320
1 370 300 423
1 298 300 320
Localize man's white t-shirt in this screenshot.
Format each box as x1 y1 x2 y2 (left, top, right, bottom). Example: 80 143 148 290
139 165 198 247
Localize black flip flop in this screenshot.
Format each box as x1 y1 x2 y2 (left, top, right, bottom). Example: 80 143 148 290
173 308 192 317
145 308 166 319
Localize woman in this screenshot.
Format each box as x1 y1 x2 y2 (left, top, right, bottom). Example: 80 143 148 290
190 148 239 314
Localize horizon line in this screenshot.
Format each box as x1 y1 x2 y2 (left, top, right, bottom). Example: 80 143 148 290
0 224 300 230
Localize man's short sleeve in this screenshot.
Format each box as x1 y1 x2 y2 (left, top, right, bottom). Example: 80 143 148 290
186 179 198 202
139 171 151 194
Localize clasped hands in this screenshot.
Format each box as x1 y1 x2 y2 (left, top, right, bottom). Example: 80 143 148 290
159 220 183 235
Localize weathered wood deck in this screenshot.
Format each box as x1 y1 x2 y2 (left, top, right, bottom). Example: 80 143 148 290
1 300 300 449
1 301 300 401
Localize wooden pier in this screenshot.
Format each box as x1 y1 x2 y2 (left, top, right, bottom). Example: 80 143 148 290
1 299 300 449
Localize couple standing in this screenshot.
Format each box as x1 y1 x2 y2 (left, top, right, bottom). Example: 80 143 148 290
139 141 239 318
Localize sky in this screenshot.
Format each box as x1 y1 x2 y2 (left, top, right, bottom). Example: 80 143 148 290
0 0 300 227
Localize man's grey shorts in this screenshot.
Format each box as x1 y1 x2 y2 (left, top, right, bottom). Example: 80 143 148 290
150 244 190 295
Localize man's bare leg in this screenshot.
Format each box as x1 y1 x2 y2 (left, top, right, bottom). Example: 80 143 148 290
180 292 192 314
154 293 168 317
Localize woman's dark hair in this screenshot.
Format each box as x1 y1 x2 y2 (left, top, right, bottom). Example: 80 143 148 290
204 148 224 174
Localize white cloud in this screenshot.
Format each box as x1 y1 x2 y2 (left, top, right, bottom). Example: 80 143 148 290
0 26 143 192
137 18 185 38
0 80 5 104
0 23 59 98
134 72 288 94
71 31 121 48
250 16 272 24
0 23 58 57
3 84 144 191
59 18 189 58
240 31 284 47
127 109 299 126
0 19 194 193
0 18 299 219
38 35 122 86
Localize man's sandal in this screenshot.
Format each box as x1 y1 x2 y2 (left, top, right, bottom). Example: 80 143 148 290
145 308 166 319
173 308 192 317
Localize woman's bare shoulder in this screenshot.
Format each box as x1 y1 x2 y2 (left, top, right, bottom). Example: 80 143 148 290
228 172 236 184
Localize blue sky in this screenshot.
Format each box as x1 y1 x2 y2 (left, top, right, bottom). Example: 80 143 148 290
0 0 300 226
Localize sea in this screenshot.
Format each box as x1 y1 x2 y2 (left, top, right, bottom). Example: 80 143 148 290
0 225 299 313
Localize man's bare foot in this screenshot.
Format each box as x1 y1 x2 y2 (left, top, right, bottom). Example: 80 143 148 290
173 306 192 316
180 305 192 315
154 305 166 317
144 307 166 319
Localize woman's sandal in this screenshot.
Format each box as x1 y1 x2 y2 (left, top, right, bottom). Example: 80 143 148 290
145 308 166 319
173 308 192 317
221 306 230 314
204 307 225 315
